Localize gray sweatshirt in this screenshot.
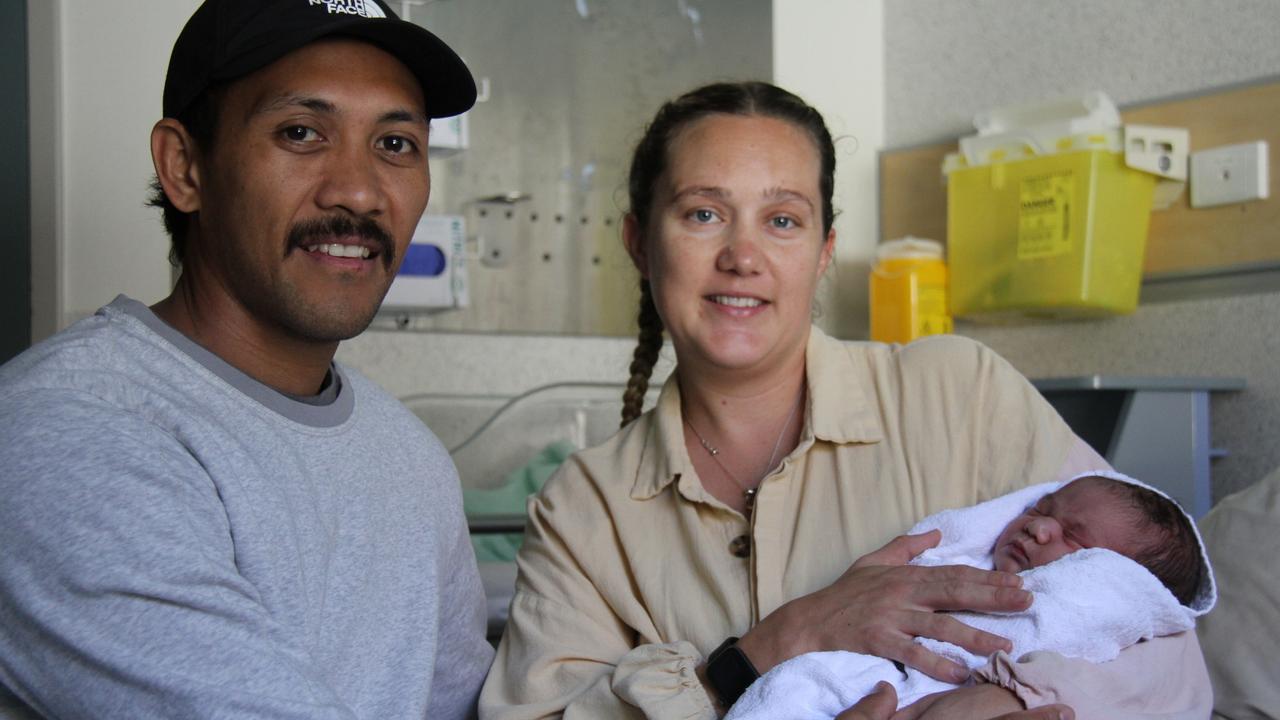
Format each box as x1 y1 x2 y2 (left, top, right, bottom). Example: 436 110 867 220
0 296 493 719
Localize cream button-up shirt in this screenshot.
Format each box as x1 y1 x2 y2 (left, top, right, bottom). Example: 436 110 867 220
480 329 1212 719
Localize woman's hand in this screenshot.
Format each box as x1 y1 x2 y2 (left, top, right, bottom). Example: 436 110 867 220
835 682 898 720
892 685 1074 720
835 683 1074 720
737 530 1033 682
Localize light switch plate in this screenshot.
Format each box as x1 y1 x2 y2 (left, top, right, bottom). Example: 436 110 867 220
1190 141 1269 208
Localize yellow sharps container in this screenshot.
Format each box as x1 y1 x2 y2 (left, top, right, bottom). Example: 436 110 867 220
870 237 953 344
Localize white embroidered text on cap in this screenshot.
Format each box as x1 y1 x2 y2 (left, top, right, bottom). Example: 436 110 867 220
307 0 387 18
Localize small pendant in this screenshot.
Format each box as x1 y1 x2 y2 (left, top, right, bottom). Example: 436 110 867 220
743 487 757 514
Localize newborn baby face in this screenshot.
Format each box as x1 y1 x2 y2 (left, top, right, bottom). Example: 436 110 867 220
992 477 1142 573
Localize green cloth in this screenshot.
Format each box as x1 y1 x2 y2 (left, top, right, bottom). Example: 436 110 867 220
463 440 576 563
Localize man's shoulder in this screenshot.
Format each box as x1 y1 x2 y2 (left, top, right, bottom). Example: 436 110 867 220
0 309 195 455
335 363 431 434
1 304 178 401
334 362 396 407
331 364 454 482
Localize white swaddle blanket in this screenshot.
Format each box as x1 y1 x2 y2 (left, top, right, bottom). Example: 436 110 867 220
726 471 1217 720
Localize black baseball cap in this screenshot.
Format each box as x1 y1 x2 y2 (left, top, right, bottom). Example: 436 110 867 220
163 0 476 120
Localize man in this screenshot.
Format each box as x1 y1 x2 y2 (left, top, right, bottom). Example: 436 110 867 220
0 2 492 717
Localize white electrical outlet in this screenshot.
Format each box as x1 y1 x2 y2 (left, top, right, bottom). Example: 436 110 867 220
1190 141 1269 208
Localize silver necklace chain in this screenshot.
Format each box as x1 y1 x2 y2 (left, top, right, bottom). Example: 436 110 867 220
684 390 803 516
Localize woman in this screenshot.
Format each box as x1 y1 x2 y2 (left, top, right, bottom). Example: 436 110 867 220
479 82 1211 719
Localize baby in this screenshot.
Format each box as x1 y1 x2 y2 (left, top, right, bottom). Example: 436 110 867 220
990 473 1204 600
726 470 1217 719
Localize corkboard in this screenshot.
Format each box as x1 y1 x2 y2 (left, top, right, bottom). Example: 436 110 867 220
880 79 1280 277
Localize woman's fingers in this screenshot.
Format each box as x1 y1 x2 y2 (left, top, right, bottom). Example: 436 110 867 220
852 530 942 568
891 685 1060 719
840 612 970 683
896 641 972 684
836 682 898 720
899 562 1024 589
867 609 1016 680
748 560 1031 676
889 690 945 720
905 609 1015 657
906 573 1032 614
842 606 1018 680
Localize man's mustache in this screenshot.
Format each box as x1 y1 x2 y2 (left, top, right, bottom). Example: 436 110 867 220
288 216 396 270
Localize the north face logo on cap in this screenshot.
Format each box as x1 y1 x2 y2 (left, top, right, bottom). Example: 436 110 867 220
307 0 387 18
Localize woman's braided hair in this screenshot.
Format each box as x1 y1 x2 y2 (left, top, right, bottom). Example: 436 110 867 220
619 81 835 426
620 280 665 426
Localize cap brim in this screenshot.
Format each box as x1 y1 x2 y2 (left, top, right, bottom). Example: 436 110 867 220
212 17 476 119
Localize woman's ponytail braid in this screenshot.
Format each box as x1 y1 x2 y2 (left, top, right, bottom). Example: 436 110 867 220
620 280 664 426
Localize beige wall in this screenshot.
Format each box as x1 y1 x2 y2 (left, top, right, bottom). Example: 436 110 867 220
775 0 884 340
30 0 202 338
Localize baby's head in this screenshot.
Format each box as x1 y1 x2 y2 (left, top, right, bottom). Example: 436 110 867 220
992 475 1203 604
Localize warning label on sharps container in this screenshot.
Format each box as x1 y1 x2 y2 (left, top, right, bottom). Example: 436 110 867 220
1018 172 1074 260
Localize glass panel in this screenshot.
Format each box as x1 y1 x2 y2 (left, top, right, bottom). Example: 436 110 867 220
396 0 772 336
402 381 653 491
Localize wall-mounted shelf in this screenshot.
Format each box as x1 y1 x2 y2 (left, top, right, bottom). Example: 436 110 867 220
1032 376 1245 517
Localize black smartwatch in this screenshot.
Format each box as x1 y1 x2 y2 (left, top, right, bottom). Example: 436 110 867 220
704 636 760 708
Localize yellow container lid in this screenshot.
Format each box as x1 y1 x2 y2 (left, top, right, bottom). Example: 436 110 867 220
876 236 944 263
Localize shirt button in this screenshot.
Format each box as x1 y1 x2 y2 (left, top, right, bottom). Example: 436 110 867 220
729 534 751 558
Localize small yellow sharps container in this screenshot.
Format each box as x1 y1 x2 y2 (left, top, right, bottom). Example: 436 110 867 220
869 237 953 344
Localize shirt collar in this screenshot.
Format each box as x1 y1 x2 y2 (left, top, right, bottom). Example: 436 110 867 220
630 377 690 501
805 326 885 446
629 326 885 501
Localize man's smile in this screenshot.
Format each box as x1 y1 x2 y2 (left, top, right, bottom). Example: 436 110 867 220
287 215 396 270
304 242 374 259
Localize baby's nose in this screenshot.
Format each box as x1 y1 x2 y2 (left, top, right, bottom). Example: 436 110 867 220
1026 516 1057 543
